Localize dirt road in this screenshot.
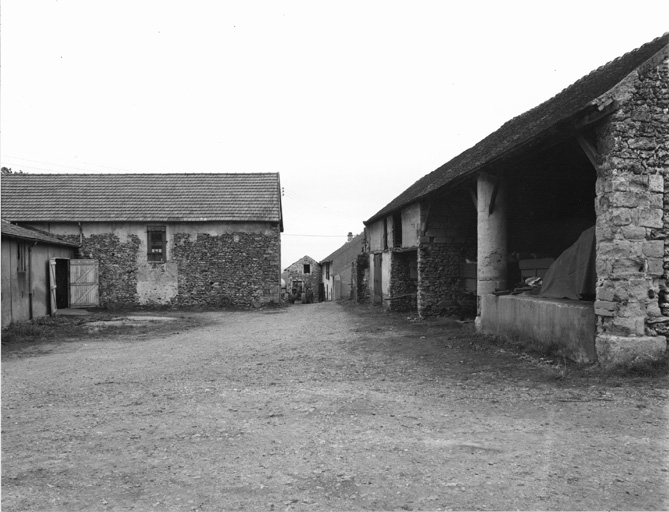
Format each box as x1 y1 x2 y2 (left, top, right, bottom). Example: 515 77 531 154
2 302 668 511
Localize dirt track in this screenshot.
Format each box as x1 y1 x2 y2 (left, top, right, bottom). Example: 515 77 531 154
2 302 668 511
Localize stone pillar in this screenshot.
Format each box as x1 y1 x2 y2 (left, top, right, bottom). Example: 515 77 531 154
476 172 507 319
593 55 668 366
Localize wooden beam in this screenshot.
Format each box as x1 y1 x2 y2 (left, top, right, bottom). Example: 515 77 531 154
576 133 599 170
574 99 618 130
488 171 505 216
469 186 477 211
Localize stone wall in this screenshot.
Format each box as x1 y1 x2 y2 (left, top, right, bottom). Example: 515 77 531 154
63 224 281 309
354 253 370 303
389 251 417 312
172 228 281 307
67 233 142 308
594 50 668 365
418 192 477 317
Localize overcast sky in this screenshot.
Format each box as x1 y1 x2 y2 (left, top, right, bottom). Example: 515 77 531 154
1 1 667 269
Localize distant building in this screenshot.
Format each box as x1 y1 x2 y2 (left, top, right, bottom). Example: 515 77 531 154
282 256 321 303
320 233 364 301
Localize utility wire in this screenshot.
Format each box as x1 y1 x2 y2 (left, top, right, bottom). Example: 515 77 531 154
283 192 360 220
2 155 140 174
282 233 350 238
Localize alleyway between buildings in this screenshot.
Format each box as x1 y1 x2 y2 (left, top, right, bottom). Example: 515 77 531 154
2 302 667 511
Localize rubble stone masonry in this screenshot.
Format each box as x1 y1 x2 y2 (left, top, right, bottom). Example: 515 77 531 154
418 193 477 317
389 251 417 312
64 233 142 308
172 228 281 308
594 50 668 365
68 226 281 309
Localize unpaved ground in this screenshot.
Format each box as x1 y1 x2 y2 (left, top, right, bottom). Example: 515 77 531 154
2 302 668 511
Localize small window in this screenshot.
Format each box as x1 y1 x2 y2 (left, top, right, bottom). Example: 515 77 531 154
325 263 330 280
17 242 27 272
147 226 167 262
303 264 311 274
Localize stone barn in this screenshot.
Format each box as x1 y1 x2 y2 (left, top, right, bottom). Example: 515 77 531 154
363 33 668 367
1 173 283 309
282 256 321 303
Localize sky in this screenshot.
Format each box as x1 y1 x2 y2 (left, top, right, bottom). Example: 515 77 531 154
1 1 667 269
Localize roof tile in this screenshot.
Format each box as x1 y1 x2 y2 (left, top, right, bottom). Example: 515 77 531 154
1 173 283 224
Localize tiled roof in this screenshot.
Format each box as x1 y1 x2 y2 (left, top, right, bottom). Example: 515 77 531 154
1 220 79 247
320 233 364 263
366 33 669 224
1 173 283 226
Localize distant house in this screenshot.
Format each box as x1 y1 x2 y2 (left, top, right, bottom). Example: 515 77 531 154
281 256 321 303
1 221 80 327
1 173 283 309
320 233 364 302
363 33 669 366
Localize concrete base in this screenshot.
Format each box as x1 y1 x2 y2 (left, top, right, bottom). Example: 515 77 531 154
478 294 596 362
595 334 667 368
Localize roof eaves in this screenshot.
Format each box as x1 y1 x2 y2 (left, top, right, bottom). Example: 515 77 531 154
363 33 669 226
1 222 80 247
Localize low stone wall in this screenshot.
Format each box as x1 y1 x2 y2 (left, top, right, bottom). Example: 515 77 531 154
480 295 597 362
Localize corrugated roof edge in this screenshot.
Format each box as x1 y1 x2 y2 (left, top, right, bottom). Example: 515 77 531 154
1 221 80 247
364 32 669 226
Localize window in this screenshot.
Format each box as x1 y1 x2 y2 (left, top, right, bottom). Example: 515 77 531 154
17 242 27 272
147 226 167 262
325 262 330 280
303 264 311 274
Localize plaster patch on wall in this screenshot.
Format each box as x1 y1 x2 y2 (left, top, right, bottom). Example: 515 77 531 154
137 261 179 305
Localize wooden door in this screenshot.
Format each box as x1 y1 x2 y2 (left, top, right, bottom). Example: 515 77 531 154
373 254 383 304
69 259 99 308
49 258 58 314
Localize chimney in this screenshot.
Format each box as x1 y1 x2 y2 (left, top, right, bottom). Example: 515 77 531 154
347 232 353 242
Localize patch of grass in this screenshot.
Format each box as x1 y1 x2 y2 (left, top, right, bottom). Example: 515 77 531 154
2 311 202 351
2 315 97 345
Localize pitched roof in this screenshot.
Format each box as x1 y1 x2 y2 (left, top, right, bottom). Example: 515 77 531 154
366 33 669 224
1 221 79 247
320 233 364 263
1 173 283 228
